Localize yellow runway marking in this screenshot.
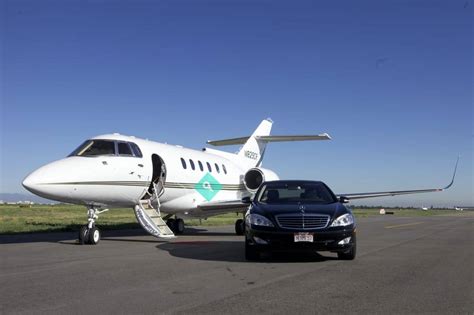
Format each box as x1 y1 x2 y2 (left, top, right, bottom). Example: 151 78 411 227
385 222 425 229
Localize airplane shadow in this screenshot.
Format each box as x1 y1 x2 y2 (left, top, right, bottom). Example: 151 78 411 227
158 240 338 263
0 228 149 244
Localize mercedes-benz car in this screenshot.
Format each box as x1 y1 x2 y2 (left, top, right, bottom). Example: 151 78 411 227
243 180 356 260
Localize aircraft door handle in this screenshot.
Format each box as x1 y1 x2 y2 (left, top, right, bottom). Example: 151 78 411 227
138 164 144 167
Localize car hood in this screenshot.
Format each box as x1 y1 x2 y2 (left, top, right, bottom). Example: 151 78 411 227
252 202 347 219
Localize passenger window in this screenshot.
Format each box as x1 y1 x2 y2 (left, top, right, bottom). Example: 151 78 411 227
215 163 220 173
180 158 187 169
222 164 227 174
189 159 195 170
198 161 204 171
206 162 212 172
118 142 133 156
130 143 143 157
73 140 116 157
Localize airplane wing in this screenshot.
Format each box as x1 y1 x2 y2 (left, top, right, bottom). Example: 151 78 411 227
338 157 459 200
207 134 331 146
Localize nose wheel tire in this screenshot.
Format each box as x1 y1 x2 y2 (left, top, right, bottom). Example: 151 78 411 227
78 226 101 245
88 227 101 245
79 226 90 245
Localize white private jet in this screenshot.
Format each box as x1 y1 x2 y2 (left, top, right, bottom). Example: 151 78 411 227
22 119 458 245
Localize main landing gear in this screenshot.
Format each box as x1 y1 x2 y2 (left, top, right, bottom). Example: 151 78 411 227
166 217 185 234
235 219 245 235
78 207 108 245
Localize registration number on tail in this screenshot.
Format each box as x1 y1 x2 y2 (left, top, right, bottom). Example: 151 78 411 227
294 232 314 242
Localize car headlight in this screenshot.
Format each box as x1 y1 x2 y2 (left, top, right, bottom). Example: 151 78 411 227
246 214 274 227
330 213 354 227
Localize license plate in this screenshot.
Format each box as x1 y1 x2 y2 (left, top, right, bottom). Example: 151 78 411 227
294 232 314 242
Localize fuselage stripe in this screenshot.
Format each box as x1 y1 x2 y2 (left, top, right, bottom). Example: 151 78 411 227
41 181 246 191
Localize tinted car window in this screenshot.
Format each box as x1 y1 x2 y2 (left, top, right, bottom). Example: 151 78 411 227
258 182 337 204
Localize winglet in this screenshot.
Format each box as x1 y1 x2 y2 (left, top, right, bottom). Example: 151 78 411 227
443 156 459 190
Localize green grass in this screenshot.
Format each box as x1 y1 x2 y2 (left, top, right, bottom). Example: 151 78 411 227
0 204 469 235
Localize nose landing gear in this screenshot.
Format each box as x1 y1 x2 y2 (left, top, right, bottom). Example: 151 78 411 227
78 207 108 245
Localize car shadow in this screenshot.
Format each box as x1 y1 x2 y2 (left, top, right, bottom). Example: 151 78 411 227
158 240 338 263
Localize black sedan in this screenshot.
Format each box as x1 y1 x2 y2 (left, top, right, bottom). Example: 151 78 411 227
243 180 356 260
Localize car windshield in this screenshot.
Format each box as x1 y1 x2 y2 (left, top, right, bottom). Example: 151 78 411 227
69 140 116 157
257 182 337 205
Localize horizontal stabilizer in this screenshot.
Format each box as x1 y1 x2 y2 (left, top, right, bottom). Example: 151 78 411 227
207 133 331 146
207 136 251 146
257 134 331 142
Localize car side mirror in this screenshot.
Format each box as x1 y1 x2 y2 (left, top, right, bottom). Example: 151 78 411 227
339 196 350 204
242 196 252 204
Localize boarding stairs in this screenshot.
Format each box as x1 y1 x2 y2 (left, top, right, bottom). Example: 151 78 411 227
134 179 175 239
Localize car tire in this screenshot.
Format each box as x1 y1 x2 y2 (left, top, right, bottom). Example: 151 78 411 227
245 240 260 261
337 235 356 260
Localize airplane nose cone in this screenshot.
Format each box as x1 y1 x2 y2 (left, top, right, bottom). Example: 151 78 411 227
22 159 72 201
22 170 44 196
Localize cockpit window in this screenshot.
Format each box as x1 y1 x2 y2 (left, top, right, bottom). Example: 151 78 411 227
69 139 143 158
118 142 133 156
71 140 116 157
130 143 143 157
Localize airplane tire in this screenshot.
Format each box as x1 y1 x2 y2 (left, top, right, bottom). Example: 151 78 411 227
235 219 244 235
175 219 185 234
166 219 175 230
88 227 101 245
79 226 89 245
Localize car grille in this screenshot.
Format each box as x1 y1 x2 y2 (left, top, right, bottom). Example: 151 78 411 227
275 214 330 230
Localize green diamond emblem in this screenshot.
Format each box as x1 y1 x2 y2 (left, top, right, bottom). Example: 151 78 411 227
195 173 222 201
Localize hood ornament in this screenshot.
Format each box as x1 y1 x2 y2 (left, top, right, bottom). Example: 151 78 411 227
299 205 305 213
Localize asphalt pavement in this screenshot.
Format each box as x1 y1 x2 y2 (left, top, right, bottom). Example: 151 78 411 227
1 214 473 314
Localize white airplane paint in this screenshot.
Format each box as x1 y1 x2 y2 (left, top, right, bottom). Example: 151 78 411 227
22 119 458 244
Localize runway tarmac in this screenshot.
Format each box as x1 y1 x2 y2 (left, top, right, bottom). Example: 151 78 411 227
1 215 473 314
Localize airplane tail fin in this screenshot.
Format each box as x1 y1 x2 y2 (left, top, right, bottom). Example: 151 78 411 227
236 119 273 167
206 118 331 167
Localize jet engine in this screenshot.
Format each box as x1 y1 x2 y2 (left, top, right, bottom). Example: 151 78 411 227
244 167 279 191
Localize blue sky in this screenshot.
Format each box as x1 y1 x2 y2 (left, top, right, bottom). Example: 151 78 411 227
1 0 472 207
